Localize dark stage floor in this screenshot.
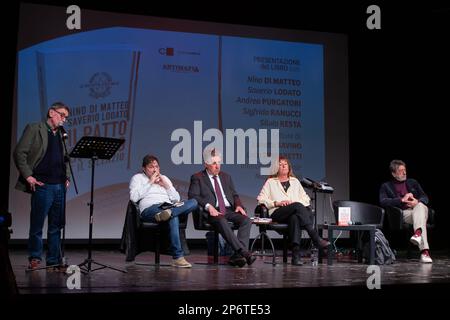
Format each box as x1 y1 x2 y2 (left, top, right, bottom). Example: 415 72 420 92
8 248 450 302
5 246 450 318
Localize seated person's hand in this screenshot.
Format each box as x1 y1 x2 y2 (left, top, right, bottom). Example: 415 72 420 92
149 172 160 184
208 206 222 217
157 175 171 189
406 198 419 208
401 193 417 207
235 205 247 216
275 200 292 207
401 193 414 202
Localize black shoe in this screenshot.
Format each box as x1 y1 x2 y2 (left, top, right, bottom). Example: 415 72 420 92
228 256 246 268
47 264 68 273
291 248 303 265
318 239 331 249
245 254 256 266
292 255 304 266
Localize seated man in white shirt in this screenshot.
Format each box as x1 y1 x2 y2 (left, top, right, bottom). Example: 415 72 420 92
129 154 197 268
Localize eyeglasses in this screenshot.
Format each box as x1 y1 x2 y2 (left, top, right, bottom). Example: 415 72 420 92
53 109 69 120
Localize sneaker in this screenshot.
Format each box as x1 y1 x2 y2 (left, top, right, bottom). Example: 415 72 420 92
410 234 422 247
420 252 433 263
172 257 192 268
155 209 172 222
27 258 41 270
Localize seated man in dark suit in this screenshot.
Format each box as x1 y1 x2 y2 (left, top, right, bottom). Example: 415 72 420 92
379 159 432 263
188 148 255 267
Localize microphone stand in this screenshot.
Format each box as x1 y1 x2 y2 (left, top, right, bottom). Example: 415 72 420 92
61 129 78 267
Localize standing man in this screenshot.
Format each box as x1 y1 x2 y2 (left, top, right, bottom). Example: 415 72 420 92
188 148 255 267
379 159 432 263
13 102 71 270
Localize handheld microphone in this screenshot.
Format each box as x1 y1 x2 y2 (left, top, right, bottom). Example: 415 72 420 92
59 126 68 139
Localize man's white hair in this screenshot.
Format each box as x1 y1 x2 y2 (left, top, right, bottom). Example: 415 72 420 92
203 148 222 165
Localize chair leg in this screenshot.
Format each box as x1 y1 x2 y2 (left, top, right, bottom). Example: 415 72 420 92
180 229 190 255
261 231 265 253
135 228 171 267
155 230 160 265
214 231 219 264
356 231 363 263
407 242 414 259
283 235 288 263
195 230 230 266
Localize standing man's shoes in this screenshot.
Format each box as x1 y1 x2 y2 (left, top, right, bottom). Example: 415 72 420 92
27 258 41 270
47 265 68 273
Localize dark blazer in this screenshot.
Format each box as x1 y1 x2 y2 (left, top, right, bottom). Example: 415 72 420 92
379 178 429 208
188 169 243 213
13 121 70 193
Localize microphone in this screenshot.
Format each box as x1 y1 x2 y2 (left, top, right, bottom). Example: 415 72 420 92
59 126 68 139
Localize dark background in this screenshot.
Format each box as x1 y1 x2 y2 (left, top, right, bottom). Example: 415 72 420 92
2 1 448 249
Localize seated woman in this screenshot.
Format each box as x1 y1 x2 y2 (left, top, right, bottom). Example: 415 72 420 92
129 154 197 268
257 156 330 265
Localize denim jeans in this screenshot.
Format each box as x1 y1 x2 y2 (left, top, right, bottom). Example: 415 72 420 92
29 183 65 265
140 199 197 259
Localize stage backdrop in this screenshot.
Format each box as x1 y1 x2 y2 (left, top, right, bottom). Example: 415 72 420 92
9 4 349 239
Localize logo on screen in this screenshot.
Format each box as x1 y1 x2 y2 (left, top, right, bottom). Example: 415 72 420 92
162 64 199 73
81 72 118 99
159 47 174 56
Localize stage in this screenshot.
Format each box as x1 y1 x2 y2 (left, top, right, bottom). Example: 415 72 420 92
8 247 450 309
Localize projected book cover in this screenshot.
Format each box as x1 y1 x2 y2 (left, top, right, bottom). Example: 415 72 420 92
220 36 324 196
36 45 140 175
13 44 142 238
12 26 329 239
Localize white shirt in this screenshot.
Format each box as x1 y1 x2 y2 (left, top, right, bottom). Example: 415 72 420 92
205 172 231 210
129 172 180 213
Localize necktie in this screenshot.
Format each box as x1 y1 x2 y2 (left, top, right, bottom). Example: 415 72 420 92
213 176 227 215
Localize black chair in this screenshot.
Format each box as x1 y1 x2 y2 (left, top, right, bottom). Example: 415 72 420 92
120 200 189 266
332 201 385 228
331 200 385 262
192 206 238 264
383 205 436 258
251 204 289 264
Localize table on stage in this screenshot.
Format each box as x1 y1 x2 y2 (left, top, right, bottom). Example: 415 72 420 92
321 224 376 265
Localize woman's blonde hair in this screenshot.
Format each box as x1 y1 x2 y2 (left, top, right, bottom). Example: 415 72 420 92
270 156 295 178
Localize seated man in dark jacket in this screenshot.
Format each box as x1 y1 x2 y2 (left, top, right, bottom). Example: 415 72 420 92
188 148 255 267
379 159 432 263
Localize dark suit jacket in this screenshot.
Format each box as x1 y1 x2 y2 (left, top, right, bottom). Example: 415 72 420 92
379 178 429 208
13 121 70 193
188 170 243 215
